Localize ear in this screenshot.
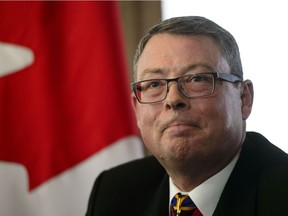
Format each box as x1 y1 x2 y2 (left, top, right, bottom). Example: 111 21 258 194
241 80 254 120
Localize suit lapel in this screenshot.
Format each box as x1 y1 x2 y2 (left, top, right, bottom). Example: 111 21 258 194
213 133 261 216
142 173 169 216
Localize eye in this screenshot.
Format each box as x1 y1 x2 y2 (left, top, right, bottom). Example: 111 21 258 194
149 81 162 88
180 74 213 88
137 80 165 92
190 74 209 82
144 80 165 90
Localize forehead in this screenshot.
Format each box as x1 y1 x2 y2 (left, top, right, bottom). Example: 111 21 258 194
136 33 229 80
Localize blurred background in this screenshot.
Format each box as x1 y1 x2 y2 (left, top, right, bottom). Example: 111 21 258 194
0 1 286 216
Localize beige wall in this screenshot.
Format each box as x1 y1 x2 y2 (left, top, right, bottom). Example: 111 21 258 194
119 1 162 81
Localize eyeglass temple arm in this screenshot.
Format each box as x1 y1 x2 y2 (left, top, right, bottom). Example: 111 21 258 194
217 72 242 83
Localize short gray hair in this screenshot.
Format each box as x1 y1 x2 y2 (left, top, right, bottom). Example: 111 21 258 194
133 16 243 81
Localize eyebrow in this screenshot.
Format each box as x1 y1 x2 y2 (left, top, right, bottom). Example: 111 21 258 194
180 63 214 73
139 68 166 80
139 63 215 80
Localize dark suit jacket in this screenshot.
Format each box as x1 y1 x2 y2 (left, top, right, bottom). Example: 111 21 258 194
86 132 288 216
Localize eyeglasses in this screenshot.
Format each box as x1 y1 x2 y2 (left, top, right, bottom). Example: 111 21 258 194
131 72 242 104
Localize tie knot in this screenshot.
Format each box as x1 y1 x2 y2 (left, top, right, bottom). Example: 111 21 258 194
171 193 196 216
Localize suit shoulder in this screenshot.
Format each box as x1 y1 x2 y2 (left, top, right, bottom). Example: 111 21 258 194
107 156 164 175
245 132 288 186
246 131 288 160
86 156 168 215
98 156 166 188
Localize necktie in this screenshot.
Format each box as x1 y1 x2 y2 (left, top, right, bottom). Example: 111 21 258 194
170 193 202 216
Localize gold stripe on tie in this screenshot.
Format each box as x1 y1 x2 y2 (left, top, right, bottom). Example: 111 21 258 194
171 193 196 216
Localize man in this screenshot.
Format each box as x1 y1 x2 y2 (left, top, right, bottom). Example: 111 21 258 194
86 16 288 216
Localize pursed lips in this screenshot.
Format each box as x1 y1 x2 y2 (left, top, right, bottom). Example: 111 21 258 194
161 119 199 133
165 123 193 131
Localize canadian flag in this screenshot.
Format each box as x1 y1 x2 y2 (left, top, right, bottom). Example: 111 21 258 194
0 2 143 216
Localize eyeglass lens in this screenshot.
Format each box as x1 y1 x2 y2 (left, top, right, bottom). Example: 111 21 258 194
134 73 215 103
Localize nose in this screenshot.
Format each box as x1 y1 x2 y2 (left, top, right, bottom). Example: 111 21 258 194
164 82 190 110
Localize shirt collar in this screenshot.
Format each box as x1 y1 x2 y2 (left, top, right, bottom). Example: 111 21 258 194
169 149 240 216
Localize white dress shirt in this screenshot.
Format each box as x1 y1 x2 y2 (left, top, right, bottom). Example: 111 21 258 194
169 150 240 216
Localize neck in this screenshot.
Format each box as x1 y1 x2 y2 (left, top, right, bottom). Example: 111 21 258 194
168 166 218 192
166 150 240 192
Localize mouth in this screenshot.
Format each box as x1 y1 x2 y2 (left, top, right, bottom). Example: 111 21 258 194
161 119 199 134
165 123 193 131
163 125 197 140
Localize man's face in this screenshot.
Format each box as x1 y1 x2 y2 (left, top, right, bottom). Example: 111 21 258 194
132 33 253 171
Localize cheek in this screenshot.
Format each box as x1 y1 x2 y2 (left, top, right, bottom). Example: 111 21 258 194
200 95 232 131
217 91 243 130
135 106 162 155
135 105 159 131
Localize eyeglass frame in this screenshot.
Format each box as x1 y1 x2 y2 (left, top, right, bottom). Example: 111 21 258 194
131 72 243 104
